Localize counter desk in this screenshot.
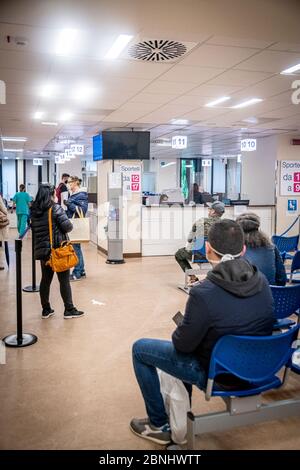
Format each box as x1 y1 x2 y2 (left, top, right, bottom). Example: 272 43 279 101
141 205 275 257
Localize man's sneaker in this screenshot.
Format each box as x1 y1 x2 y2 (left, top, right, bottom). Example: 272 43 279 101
69 274 81 282
130 418 171 445
42 307 55 319
64 308 85 319
80 272 86 278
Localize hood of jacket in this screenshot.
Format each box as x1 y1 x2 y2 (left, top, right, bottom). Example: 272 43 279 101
206 258 265 298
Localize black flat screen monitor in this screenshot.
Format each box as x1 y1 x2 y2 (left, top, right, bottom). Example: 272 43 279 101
101 131 150 160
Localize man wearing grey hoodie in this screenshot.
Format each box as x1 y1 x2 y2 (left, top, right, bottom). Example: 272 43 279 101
130 219 274 446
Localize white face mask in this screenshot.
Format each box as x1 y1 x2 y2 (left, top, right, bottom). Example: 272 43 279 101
207 246 243 266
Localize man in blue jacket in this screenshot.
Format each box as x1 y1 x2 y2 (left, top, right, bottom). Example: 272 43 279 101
130 219 274 446
65 176 88 281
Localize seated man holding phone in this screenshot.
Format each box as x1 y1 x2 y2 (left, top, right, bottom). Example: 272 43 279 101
130 219 274 446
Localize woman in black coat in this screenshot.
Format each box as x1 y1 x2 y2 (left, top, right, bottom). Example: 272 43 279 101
31 184 84 319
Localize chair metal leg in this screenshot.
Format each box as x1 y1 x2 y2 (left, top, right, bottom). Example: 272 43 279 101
186 398 300 449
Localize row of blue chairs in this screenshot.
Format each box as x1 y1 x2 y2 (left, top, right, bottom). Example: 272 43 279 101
184 235 300 448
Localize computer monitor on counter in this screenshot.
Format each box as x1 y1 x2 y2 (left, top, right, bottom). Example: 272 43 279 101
161 188 184 204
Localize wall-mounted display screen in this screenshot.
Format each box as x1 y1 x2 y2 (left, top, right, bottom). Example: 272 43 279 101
98 131 150 160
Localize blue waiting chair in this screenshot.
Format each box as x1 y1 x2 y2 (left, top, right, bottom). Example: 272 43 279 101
272 235 299 261
271 284 300 329
286 251 300 283
187 326 300 449
184 237 209 288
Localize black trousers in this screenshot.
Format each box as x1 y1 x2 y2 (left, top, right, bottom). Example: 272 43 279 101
175 247 206 272
40 260 73 310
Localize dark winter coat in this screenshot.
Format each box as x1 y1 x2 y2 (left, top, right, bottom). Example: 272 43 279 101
31 203 73 260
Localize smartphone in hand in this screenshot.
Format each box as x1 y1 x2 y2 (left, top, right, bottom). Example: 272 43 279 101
172 311 184 326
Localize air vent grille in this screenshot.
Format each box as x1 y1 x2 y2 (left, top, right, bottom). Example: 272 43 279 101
128 39 187 62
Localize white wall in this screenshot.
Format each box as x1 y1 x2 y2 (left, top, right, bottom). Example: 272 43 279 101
58 157 82 181
275 134 300 236
25 160 38 198
241 136 277 205
2 159 16 200
149 158 178 192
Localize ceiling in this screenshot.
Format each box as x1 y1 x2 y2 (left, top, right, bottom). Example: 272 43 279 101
1 0 300 160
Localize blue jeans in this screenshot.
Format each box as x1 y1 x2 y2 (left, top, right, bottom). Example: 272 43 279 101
132 338 207 428
73 244 85 277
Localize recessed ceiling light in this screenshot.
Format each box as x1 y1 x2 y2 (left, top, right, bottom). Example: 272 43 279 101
70 83 96 101
231 98 263 109
39 83 59 98
2 136 27 142
104 34 134 59
59 112 73 121
55 29 78 55
3 148 24 152
280 63 300 75
170 119 189 125
4 157 8 159
16 157 20 160
41 121 58 126
205 96 231 107
34 111 44 119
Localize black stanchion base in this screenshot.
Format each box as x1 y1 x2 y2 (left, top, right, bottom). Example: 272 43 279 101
22 285 40 293
3 333 38 348
106 259 125 264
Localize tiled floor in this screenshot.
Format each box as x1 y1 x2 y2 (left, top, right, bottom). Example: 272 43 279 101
0 233 300 450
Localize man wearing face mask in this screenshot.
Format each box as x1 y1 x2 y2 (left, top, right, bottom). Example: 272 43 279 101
130 219 274 446
56 173 70 209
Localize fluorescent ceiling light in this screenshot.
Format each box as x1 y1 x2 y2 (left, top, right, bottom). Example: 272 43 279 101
104 34 133 59
42 121 58 126
55 29 78 55
280 63 300 75
3 148 24 152
231 98 263 109
170 119 189 125
161 162 176 168
34 111 44 119
59 112 73 121
157 142 172 147
16 157 20 160
70 83 96 101
205 96 231 107
2 137 27 142
39 83 59 98
4 157 8 159
185 165 193 168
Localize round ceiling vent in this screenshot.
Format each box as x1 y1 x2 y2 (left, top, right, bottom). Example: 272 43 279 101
128 39 187 62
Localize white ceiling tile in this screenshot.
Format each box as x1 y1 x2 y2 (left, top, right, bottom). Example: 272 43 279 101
181 107 230 121
129 92 178 105
234 50 300 73
259 105 300 119
142 80 196 94
269 42 300 53
103 60 173 80
0 50 51 72
179 45 258 68
187 84 243 98
207 69 273 87
158 65 225 83
101 77 151 93
207 36 274 49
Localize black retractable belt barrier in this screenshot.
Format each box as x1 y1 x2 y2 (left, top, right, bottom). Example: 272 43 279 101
23 225 40 293
3 239 38 347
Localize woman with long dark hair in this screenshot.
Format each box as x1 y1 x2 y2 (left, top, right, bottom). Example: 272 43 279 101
31 184 84 319
236 212 286 286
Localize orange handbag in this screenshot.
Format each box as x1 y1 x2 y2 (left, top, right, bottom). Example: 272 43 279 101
46 207 78 272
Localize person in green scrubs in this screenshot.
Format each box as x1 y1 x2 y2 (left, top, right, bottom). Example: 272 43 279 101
13 184 32 236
